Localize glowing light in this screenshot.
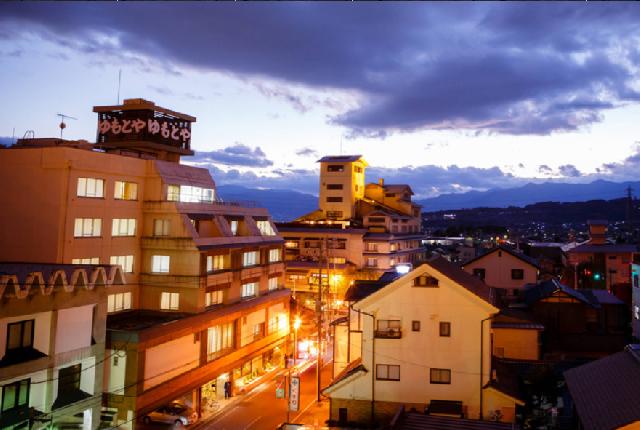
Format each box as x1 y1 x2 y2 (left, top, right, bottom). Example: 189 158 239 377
395 264 411 274
293 316 302 331
278 314 289 331
331 274 342 284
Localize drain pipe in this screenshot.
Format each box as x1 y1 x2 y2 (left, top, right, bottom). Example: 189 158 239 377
479 316 492 420
352 305 376 427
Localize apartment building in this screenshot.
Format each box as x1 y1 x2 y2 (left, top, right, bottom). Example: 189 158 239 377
0 263 124 430
0 98 289 428
324 257 521 426
277 155 426 309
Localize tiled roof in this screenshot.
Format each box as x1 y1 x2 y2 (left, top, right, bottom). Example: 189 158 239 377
462 246 541 270
322 358 367 393
564 345 640 430
426 256 496 306
398 413 519 430
383 184 414 195
523 279 624 308
568 243 638 254
492 310 544 330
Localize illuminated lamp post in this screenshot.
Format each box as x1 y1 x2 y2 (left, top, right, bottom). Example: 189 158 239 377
293 316 301 366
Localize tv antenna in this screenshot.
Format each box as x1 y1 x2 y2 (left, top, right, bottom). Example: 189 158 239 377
56 113 77 139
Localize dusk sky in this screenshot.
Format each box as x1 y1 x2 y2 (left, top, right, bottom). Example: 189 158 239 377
1 2 640 198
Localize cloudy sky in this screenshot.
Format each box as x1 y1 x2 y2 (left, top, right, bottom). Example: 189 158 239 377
1 2 640 198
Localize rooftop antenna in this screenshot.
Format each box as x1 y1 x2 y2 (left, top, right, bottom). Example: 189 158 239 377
117 69 122 104
340 135 343 155
56 113 77 139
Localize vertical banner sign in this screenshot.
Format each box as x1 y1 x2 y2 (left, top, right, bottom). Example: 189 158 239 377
288 376 300 412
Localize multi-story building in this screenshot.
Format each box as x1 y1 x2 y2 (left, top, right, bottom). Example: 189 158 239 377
633 264 640 341
0 263 125 430
277 155 426 309
324 257 522 426
0 98 289 428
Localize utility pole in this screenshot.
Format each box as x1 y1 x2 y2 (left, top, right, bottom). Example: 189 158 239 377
316 237 323 403
626 186 634 239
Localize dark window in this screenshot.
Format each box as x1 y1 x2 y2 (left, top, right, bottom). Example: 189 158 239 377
414 276 439 287
354 166 363 173
511 269 524 280
473 268 486 280
376 364 400 381
326 184 343 190
6 320 34 352
385 193 395 198
326 211 343 219
439 322 451 337
58 364 81 396
368 217 386 223
327 165 344 172
608 255 617 260
1 379 30 413
412 321 421 332
326 197 343 202
338 408 348 423
430 368 451 384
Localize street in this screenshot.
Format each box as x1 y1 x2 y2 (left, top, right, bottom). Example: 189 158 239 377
198 360 333 430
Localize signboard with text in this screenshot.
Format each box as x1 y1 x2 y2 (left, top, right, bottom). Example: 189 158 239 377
288 376 300 412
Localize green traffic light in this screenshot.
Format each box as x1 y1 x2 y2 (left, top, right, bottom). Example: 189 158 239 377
593 273 602 281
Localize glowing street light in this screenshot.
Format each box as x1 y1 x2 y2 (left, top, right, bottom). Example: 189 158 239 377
293 316 301 366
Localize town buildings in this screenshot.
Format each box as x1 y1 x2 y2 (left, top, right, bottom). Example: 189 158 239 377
277 155 426 309
633 264 640 341
0 98 290 429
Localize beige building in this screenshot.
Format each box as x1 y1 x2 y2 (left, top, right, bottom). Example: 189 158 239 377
324 257 522 426
0 98 290 428
0 263 125 429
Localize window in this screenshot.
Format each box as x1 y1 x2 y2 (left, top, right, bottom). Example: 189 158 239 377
160 292 180 310
72 257 99 265
269 248 282 263
326 211 343 219
178 185 215 203
326 184 343 190
414 275 439 287
472 268 486 280
206 255 226 272
229 220 239 236
367 243 379 252
256 220 276 236
368 217 386 223
74 218 102 237
354 166 363 173
375 320 401 338
412 321 421 332
6 320 34 352
366 258 378 268
152 255 170 273
243 251 259 267
329 257 346 265
205 290 223 307
242 282 257 298
110 255 134 273
439 322 451 337
1 379 30 413
268 277 278 291
154 219 170 236
376 364 400 381
107 292 132 313
114 181 138 200
167 185 180 201
58 364 81 394
430 368 451 384
207 322 234 358
77 177 104 198
327 165 344 172
326 197 343 202
111 218 137 237
511 269 524 280
253 323 265 339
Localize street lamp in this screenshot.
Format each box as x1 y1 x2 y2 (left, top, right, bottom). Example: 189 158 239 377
293 316 301 366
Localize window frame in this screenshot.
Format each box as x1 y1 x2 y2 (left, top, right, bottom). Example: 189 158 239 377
153 219 171 236
111 218 137 237
76 177 105 198
430 368 451 384
242 251 259 267
110 255 134 273
114 180 138 201
241 282 257 298
439 322 451 337
412 320 421 332
326 196 343 203
151 255 170 273
511 268 524 280
376 364 400 381
268 277 279 291
160 292 180 310
1 379 30 413
73 218 102 238
268 248 282 263
6 320 34 352
205 290 224 307
472 268 486 280
107 292 132 313
58 364 81 394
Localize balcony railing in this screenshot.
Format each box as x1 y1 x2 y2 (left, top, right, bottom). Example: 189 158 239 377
374 329 402 339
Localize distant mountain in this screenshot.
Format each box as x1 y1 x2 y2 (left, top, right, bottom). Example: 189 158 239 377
216 185 317 222
418 180 640 212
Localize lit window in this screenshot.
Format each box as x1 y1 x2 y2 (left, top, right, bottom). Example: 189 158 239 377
376 364 400 381
110 255 134 273
242 282 257 298
243 251 259 267
413 276 439 287
430 368 451 384
170 185 215 203
256 220 276 236
152 255 170 273
74 218 102 237
114 181 138 200
207 322 234 358
205 290 223 307
111 218 136 237
160 292 179 310
167 185 180 201
268 277 278 291
229 220 239 236
107 292 132 313
329 257 346 264
269 249 281 263
72 257 99 265
77 177 104 198
1 379 30 413
366 258 377 267
206 255 226 272
153 219 170 236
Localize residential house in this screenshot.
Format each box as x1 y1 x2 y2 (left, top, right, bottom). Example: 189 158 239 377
633 264 640 341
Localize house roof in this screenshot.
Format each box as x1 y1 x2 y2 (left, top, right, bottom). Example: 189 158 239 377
492 309 544 330
397 413 519 430
317 155 364 163
462 246 541 270
383 184 414 195
523 279 624 308
322 358 367 394
425 256 497 306
564 344 640 430
568 242 638 254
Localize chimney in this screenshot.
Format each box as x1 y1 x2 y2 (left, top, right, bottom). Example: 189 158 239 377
587 220 607 245
378 178 384 186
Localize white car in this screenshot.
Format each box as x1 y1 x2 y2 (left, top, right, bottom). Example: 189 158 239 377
143 403 198 427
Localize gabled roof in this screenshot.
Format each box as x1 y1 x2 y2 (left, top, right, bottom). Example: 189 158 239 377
523 279 624 308
398 413 519 430
564 345 640 430
383 184 414 195
322 358 367 394
426 256 497 306
317 155 365 163
492 309 544 330
568 242 638 254
462 246 541 270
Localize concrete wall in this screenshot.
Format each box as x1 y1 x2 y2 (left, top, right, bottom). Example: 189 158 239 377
464 250 538 292
144 334 200 390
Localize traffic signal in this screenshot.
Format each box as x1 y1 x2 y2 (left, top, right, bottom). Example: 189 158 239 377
593 272 602 281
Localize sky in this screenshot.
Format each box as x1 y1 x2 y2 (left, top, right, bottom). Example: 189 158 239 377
1 2 640 199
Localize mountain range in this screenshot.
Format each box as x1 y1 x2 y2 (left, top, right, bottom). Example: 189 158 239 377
217 185 317 222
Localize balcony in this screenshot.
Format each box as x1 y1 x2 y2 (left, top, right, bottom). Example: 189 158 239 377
374 328 402 339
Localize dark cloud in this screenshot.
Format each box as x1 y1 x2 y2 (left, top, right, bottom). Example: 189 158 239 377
558 164 581 177
538 165 553 174
2 3 639 136
295 147 318 158
192 143 273 168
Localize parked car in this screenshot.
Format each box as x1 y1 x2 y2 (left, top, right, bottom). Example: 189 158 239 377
142 403 198 427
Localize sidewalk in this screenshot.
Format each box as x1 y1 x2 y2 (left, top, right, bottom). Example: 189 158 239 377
292 398 331 428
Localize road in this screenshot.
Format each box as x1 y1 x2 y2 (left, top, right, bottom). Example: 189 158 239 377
199 361 333 430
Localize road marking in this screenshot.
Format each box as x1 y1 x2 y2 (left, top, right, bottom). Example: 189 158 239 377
243 415 262 430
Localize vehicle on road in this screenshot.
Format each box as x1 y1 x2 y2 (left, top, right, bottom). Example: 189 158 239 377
142 403 198 427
